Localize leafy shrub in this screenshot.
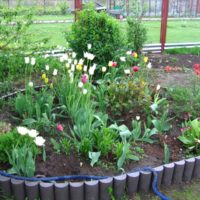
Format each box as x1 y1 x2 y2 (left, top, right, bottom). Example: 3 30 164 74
66 8 123 63
106 77 151 114
167 87 200 119
127 17 147 53
58 1 69 15
0 130 38 163
178 119 200 153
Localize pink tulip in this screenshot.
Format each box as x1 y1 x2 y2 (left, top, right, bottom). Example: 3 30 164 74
57 124 63 132
81 74 88 84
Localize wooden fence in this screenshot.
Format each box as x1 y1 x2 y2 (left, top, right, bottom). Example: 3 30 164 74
0 156 200 200
1 0 200 17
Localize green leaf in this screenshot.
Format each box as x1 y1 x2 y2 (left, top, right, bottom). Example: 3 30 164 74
88 151 101 167
22 118 36 126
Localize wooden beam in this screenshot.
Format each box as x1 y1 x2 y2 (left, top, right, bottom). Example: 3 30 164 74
160 0 169 52
74 0 82 21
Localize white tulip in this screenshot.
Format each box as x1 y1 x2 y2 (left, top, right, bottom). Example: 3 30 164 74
71 64 75 71
79 58 84 65
74 59 78 65
82 88 88 94
102 67 107 72
156 84 161 91
53 69 58 76
89 67 94 75
136 116 140 121
45 65 49 71
63 54 68 61
92 63 97 70
124 69 131 74
83 65 88 72
28 129 39 138
28 81 33 87
126 51 132 55
84 52 89 58
34 136 46 146
147 62 152 69
60 57 64 62
72 52 77 58
87 44 92 50
66 63 70 68
24 57 30 64
31 57 36 65
17 126 29 136
68 58 72 64
120 57 126 62
87 53 95 60
78 82 83 88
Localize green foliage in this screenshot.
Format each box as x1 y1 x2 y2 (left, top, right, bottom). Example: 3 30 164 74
93 127 118 157
50 138 71 155
106 77 151 114
178 119 200 153
7 144 35 177
15 88 55 130
127 17 147 53
76 137 93 155
167 87 200 119
66 8 123 63
58 1 69 15
50 138 61 153
152 111 172 134
0 130 38 163
0 8 32 51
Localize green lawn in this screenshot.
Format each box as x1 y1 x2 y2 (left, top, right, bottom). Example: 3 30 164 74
27 19 200 49
28 23 72 48
134 181 200 200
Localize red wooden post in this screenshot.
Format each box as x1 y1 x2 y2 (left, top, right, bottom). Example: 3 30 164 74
74 0 82 21
160 0 169 52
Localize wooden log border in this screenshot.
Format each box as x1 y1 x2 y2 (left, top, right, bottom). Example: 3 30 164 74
1 156 200 200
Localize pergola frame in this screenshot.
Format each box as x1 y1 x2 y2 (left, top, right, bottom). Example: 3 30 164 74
74 0 169 52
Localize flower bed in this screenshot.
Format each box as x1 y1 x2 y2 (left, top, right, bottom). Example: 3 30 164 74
0 46 200 199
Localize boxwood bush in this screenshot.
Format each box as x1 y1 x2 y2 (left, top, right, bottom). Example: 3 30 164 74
66 8 123 64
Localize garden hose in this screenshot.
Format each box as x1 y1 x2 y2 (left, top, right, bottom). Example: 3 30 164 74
0 166 171 200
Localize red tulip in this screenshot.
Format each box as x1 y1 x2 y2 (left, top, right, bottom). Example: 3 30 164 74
112 62 117 67
132 66 140 72
165 66 172 73
193 64 200 75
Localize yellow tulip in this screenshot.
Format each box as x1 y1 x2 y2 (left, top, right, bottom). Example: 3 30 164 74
41 73 46 80
44 78 49 84
144 57 148 63
76 64 82 71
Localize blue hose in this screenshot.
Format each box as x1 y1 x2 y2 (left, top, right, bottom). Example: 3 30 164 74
0 166 171 200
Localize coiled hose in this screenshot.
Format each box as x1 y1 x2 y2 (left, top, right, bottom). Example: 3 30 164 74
0 166 171 200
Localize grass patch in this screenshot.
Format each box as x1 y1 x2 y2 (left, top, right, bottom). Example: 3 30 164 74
28 23 71 49
25 19 200 49
134 181 200 200
165 47 200 55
